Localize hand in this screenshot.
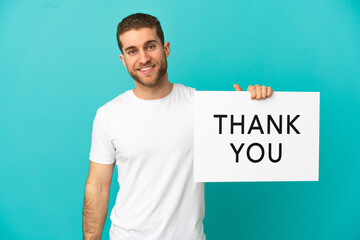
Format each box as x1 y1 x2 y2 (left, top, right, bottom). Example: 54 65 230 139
233 84 273 100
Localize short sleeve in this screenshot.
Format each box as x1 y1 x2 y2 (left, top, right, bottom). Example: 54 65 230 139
89 109 116 164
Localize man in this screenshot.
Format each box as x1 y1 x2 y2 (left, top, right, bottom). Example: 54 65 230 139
83 13 273 240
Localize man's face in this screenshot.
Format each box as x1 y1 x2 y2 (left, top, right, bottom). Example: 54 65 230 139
119 28 170 87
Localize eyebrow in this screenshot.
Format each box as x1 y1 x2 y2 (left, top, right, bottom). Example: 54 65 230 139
124 40 158 52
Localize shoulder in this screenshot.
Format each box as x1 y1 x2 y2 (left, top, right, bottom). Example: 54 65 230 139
174 83 196 98
95 90 132 118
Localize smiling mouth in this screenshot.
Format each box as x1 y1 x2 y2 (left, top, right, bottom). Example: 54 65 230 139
140 66 153 71
138 65 155 74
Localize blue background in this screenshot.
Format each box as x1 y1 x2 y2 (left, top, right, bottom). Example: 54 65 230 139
1 0 359 239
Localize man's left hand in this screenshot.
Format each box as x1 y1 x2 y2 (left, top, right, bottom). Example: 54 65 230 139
233 84 273 100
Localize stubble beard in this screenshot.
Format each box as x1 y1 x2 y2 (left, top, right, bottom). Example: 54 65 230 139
128 54 168 87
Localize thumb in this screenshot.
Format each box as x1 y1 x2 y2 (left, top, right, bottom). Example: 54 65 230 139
233 84 242 91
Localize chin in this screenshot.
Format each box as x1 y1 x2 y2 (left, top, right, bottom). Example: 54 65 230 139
136 78 161 87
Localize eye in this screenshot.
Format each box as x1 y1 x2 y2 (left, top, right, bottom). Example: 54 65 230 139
148 45 155 50
128 50 136 55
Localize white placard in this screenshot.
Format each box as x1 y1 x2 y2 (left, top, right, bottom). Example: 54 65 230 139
194 91 319 182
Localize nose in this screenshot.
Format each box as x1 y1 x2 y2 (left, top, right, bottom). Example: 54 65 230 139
138 49 150 64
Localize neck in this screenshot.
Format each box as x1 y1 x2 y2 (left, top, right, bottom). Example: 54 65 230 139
132 73 173 100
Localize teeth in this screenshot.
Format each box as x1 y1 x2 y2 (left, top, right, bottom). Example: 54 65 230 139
140 66 153 71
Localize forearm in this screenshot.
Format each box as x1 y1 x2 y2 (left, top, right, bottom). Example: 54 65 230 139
82 183 110 240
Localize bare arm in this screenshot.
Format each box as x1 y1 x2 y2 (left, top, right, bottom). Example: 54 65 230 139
83 161 115 240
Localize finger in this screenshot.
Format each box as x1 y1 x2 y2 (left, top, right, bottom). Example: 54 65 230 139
247 85 256 99
256 84 262 100
233 84 242 91
266 87 273 97
261 85 267 99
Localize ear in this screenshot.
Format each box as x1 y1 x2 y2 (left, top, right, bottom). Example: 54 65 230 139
119 54 127 68
164 41 170 58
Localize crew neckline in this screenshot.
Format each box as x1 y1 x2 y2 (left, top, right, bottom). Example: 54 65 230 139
128 83 177 105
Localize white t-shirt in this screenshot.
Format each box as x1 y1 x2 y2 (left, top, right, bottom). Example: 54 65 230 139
89 83 205 240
